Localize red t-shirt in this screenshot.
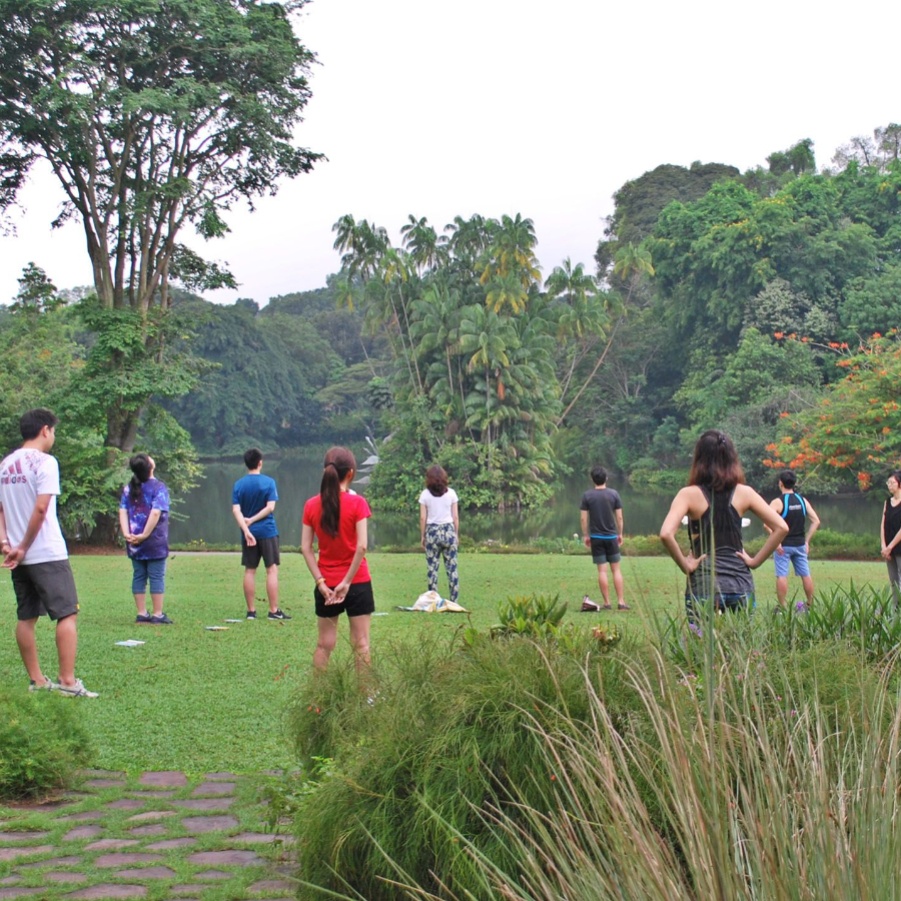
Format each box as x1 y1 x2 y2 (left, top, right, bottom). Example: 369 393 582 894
303 492 371 585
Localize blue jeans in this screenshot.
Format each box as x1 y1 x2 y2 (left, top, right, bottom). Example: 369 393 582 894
131 557 167 595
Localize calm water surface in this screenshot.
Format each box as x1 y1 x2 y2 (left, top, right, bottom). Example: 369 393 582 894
168 455 885 549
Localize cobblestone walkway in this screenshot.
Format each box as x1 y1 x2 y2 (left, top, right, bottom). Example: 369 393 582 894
0 771 296 900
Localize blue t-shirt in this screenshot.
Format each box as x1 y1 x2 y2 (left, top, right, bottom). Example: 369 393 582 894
119 477 170 560
232 473 279 540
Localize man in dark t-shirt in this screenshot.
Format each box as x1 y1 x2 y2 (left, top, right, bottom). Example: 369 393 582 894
579 465 628 610
767 468 820 607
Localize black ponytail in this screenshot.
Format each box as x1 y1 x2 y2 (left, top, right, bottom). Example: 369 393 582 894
320 447 356 536
127 453 153 510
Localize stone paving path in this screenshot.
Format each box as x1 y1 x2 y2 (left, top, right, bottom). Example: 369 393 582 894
0 771 297 900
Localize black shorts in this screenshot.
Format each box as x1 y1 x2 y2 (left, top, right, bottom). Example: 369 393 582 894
315 581 375 618
12 559 80 621
241 536 280 569
590 537 621 564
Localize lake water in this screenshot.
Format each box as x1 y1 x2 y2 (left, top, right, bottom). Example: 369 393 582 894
168 455 886 549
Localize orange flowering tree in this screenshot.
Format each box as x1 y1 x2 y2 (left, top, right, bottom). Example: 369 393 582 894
764 331 901 491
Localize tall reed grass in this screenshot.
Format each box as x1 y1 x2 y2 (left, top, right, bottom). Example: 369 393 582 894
286 590 901 899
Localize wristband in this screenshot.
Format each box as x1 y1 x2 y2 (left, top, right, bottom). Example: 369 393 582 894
316 576 326 586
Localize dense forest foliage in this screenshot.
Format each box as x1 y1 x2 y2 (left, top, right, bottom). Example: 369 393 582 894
3 124 901 528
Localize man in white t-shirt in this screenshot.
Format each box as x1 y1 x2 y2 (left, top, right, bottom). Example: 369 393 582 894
0 409 97 697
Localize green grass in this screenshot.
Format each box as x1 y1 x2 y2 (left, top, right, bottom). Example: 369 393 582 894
0 550 889 775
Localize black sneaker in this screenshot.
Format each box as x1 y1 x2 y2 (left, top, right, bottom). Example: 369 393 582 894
150 613 174 624
246 610 257 619
135 613 152 623
268 609 291 620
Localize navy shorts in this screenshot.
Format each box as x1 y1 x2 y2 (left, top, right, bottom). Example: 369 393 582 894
242 536 280 569
590 537 621 564
315 581 375 618
12 559 80 621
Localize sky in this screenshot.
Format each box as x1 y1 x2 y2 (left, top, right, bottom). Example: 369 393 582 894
1 0 899 307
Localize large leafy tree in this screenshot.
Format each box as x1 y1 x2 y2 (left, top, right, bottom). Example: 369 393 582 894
0 0 321 457
765 332 901 492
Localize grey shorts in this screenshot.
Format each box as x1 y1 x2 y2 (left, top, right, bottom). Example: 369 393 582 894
590 537 621 565
242 536 280 569
12 559 80 621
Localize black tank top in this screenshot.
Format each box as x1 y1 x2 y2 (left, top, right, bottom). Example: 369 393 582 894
687 487 754 598
779 492 807 547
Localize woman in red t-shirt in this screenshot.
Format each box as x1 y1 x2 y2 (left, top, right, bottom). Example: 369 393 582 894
301 446 374 672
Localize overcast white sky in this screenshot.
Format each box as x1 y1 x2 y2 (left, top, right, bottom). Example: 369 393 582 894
1 0 899 306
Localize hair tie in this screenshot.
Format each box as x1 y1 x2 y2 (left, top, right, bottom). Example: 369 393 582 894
325 461 338 471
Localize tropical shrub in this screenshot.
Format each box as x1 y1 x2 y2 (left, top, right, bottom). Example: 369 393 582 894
0 689 93 799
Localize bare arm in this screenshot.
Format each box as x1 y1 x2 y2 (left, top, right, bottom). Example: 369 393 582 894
232 503 256 546
734 485 789 569
580 510 590 548
118 507 130 538
804 500 820 546
245 500 276 526
3 494 51 569
127 508 161 545
0 505 10 559
615 508 624 546
659 487 705 575
451 502 459 543
420 504 427 549
302 522 335 603
333 518 368 602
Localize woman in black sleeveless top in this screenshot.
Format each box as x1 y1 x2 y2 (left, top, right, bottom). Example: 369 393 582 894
880 470 901 606
660 430 788 620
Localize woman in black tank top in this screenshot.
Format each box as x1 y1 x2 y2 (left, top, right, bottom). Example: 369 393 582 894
660 430 789 621
880 470 901 606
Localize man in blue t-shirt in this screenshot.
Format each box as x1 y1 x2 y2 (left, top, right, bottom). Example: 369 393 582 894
231 449 290 621
579 465 628 610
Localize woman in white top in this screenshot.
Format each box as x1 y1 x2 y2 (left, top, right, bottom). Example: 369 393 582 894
418 465 460 604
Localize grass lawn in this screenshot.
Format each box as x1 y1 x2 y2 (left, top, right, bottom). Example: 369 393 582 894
0 550 888 775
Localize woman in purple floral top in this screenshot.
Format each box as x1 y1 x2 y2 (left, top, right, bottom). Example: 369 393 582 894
118 454 172 624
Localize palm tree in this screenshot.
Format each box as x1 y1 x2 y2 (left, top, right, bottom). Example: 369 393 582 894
400 215 445 274
553 245 652 424
479 213 541 313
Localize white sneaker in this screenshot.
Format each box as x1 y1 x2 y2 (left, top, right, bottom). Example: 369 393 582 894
29 678 59 692
57 678 98 698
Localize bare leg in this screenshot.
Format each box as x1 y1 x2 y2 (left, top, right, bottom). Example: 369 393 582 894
133 593 148 617
596 563 610 606
55 614 78 686
610 561 625 606
776 576 788 607
265 564 279 613
16 618 44 683
313 616 338 671
348 615 372 674
243 569 256 613
800 576 815 605
149 592 164 616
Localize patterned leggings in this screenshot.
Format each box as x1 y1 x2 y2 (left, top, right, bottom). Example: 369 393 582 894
425 522 459 603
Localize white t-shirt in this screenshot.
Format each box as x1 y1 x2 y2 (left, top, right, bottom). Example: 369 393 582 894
418 488 459 526
0 447 68 564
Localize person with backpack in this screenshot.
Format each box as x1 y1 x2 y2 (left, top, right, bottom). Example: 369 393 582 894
767 469 820 608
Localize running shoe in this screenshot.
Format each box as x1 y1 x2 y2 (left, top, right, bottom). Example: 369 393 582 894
246 610 257 619
268 609 291 620
135 613 153 623
57 678 99 698
29 678 59 692
150 613 174 624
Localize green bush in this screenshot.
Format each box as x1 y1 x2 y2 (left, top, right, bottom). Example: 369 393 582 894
0 689 93 800
286 631 647 899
